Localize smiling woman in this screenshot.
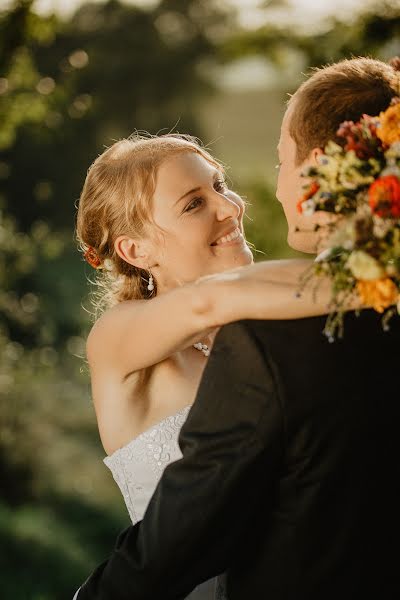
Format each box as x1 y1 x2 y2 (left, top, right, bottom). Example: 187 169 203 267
76 134 253 304
141 150 253 287
74 131 337 599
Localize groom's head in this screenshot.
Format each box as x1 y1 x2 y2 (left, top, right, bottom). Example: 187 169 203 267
277 57 400 253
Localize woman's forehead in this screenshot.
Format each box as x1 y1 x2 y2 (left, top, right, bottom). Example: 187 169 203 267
159 151 219 175
154 152 220 200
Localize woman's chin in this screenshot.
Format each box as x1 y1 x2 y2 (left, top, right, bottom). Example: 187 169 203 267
221 246 254 269
240 249 254 266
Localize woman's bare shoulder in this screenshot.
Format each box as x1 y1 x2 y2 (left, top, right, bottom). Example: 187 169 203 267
88 298 145 333
85 303 150 454
86 299 145 365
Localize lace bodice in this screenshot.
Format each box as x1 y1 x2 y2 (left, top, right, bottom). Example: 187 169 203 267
104 405 192 524
103 404 227 600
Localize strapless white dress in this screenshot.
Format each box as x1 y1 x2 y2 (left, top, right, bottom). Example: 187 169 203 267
103 405 228 599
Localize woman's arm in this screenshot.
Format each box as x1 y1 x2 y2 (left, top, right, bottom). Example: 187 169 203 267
86 258 351 379
201 257 355 326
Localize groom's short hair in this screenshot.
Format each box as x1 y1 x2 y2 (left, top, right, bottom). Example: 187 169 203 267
288 57 400 165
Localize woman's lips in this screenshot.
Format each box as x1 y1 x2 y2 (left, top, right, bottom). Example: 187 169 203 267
211 226 243 246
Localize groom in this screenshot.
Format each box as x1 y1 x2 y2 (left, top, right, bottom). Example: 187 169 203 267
75 57 400 599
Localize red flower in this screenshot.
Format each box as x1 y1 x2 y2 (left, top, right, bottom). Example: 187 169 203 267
368 175 400 218
336 117 381 159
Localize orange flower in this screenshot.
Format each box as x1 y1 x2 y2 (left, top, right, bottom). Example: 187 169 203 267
376 101 400 146
297 181 319 213
296 198 304 214
368 175 400 218
356 278 399 313
83 246 102 269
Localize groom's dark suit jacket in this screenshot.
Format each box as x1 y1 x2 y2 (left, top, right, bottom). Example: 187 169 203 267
77 309 400 600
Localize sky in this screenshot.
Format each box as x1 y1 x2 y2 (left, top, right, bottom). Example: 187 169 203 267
4 0 379 28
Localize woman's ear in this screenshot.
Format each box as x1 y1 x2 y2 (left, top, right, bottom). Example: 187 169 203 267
114 235 150 270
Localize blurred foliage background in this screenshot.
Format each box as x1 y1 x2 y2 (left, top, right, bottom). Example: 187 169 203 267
0 0 399 597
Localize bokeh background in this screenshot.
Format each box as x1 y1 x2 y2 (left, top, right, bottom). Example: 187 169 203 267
1 0 399 597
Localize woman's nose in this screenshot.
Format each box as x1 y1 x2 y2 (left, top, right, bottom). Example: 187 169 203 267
213 191 241 221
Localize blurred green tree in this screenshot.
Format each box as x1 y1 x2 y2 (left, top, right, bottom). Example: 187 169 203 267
3 0 233 232
221 0 400 76
0 5 128 598
0 0 69 502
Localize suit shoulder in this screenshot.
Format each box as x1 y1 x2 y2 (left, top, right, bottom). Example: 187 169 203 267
212 320 276 381
215 319 271 355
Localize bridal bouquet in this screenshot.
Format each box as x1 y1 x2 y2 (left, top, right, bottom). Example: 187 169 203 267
297 98 400 339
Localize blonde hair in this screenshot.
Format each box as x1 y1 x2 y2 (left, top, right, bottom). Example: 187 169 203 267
288 56 400 165
75 133 224 321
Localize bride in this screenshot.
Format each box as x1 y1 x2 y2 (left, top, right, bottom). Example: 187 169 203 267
75 133 334 599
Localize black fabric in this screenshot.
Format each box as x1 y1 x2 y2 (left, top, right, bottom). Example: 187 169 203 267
78 309 400 600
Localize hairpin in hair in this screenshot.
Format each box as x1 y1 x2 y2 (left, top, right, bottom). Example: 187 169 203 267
83 246 103 269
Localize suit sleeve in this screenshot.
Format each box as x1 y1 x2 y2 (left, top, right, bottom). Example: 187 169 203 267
77 320 284 600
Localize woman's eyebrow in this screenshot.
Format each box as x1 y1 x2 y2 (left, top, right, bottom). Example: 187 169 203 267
174 169 222 206
174 186 201 206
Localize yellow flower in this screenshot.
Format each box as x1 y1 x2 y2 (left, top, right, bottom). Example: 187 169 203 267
357 278 399 313
346 251 384 280
376 102 400 146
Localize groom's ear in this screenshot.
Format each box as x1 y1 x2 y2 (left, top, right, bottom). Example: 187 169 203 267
308 147 324 167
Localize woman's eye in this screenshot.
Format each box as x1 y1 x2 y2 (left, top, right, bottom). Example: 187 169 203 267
214 179 227 192
185 197 203 212
184 180 227 212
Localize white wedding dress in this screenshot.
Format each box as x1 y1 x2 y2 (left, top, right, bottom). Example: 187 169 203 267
104 404 228 600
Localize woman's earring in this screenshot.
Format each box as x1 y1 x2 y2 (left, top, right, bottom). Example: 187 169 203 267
147 269 154 292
